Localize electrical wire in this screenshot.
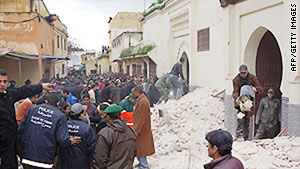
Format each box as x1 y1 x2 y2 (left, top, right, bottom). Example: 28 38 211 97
0 16 39 23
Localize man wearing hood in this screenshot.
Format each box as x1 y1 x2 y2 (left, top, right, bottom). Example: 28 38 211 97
119 93 136 112
92 104 136 169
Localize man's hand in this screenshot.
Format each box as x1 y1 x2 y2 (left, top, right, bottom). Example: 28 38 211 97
70 136 81 145
235 98 240 105
42 83 54 91
251 86 257 94
255 120 259 125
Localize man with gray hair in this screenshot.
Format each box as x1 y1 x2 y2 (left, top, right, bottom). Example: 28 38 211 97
254 88 281 139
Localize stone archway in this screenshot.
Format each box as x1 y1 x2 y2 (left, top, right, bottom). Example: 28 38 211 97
177 41 191 84
181 52 190 84
244 27 283 138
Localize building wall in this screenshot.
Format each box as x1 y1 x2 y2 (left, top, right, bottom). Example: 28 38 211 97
0 0 50 17
21 59 39 84
97 57 110 74
53 20 68 57
0 0 31 12
109 12 143 71
81 52 97 75
110 32 143 72
143 0 300 136
0 56 39 86
54 60 67 78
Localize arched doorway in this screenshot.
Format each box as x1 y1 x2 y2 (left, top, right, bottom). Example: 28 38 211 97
244 28 283 139
255 31 283 111
181 52 190 84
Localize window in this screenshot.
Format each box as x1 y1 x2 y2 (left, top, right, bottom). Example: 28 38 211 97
197 28 210 51
57 35 60 48
61 36 63 49
132 64 137 75
62 64 65 75
64 39 66 50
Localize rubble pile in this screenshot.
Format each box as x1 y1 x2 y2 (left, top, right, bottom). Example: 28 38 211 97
148 88 300 169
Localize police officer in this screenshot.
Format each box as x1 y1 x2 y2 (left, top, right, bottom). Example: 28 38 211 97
18 94 81 169
59 103 96 169
254 88 281 139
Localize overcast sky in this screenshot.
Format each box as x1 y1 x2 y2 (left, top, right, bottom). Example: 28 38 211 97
44 0 154 51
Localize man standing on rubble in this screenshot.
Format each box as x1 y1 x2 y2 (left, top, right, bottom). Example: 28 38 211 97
254 88 281 139
155 73 173 104
170 57 185 100
232 65 263 140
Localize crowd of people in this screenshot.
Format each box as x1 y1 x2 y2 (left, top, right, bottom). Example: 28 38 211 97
0 58 254 169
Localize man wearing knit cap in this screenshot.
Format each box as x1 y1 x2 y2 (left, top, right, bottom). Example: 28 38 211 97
92 104 136 169
254 88 281 139
204 129 244 169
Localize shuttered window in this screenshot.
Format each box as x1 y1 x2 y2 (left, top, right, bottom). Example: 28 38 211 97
197 28 210 51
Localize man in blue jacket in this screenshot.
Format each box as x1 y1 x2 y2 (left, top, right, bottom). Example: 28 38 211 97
59 103 96 169
61 88 77 105
18 94 80 169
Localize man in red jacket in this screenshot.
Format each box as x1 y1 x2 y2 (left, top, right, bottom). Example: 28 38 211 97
204 129 244 169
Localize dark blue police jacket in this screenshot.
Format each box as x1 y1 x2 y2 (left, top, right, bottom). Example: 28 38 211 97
59 119 96 169
18 104 71 167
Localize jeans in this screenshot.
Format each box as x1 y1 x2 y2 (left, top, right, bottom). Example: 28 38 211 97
169 74 182 100
137 157 149 168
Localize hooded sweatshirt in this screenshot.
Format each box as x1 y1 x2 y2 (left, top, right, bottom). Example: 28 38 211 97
92 119 136 169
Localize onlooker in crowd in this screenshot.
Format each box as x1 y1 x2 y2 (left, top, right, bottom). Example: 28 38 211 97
0 69 53 169
61 88 77 105
146 76 160 107
119 93 136 112
204 129 244 169
88 84 97 104
16 95 38 124
8 80 16 89
24 79 32 86
80 84 89 101
92 104 136 169
98 82 111 104
111 80 123 104
132 86 155 169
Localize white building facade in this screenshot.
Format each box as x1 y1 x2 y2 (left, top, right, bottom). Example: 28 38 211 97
142 0 300 137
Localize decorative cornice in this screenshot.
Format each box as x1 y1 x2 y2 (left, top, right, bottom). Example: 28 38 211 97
219 0 245 8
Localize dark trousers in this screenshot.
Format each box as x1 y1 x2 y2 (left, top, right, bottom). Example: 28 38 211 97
236 116 250 140
254 123 280 139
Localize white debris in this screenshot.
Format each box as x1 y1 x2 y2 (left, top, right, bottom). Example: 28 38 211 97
147 88 300 169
